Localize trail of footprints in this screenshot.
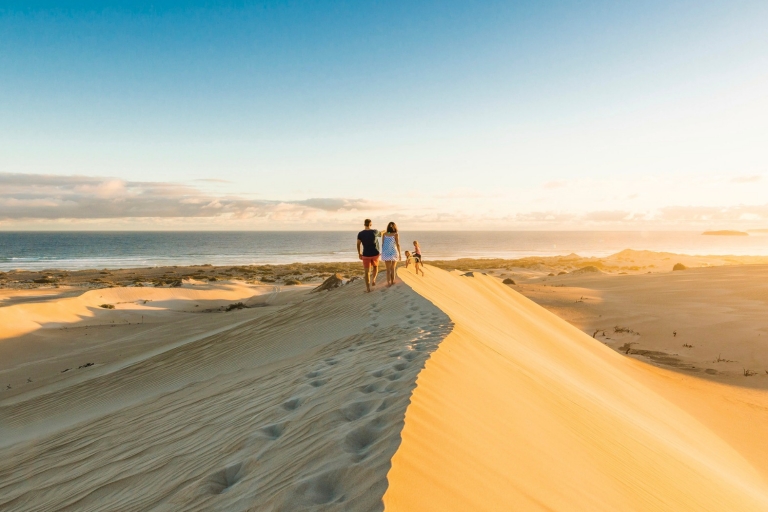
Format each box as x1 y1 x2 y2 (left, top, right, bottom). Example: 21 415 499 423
201 288 451 509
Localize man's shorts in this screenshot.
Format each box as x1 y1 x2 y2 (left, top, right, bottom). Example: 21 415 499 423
361 255 380 270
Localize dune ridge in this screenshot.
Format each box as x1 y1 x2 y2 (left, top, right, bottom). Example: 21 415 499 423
384 266 768 511
0 283 276 341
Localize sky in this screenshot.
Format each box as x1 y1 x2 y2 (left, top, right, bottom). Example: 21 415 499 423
1 0 767 230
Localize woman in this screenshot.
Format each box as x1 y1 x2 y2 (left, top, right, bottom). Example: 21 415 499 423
380 222 402 286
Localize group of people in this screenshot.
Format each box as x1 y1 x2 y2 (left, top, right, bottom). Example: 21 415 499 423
356 219 424 293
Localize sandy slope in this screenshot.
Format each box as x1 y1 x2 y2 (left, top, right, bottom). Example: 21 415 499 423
384 266 768 511
515 264 768 387
0 279 451 511
4 265 768 511
0 281 275 340
0 282 304 399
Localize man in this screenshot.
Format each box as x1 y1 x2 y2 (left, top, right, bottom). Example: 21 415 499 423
356 218 381 293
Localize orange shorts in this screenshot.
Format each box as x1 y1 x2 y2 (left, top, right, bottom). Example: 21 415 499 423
361 255 380 269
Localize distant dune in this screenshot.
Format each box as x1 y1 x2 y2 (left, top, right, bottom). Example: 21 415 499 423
703 230 749 236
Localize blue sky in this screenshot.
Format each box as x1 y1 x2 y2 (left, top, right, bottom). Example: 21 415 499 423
1 1 767 229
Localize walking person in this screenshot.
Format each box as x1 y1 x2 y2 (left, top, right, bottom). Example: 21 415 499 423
412 240 425 276
356 219 381 293
381 222 402 286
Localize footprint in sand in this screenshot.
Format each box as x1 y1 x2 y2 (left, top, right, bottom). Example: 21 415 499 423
340 399 377 421
376 398 391 412
359 380 387 394
260 422 287 440
295 469 345 505
344 423 379 461
282 397 303 411
204 461 244 494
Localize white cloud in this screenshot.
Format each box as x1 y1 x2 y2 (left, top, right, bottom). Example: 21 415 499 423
3 172 768 231
731 175 762 183
0 173 383 222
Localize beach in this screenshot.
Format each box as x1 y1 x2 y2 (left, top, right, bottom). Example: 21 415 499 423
2 251 768 510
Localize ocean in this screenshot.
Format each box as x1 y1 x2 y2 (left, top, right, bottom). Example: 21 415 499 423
1 231 767 271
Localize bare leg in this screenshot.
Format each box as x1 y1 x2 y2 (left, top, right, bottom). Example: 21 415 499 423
363 266 371 292
371 263 379 287
392 260 399 284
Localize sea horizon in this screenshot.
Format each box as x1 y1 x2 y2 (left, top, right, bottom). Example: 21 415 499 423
2 230 767 271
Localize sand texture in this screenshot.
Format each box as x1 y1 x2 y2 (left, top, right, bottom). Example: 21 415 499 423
384 265 768 511
3 260 768 511
0 279 451 511
515 264 768 387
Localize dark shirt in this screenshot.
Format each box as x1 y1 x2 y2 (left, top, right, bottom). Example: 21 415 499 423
357 229 381 257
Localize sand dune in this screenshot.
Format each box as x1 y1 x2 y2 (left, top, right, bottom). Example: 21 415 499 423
0 278 451 511
0 281 276 341
516 264 768 387
3 265 768 511
384 266 768 511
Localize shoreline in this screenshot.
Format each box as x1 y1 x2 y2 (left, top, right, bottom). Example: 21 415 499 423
4 231 768 272
3 249 768 291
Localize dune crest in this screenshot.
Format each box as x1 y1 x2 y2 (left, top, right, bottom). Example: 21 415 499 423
0 282 273 340
384 265 768 511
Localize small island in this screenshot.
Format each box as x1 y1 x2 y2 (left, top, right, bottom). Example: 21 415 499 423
702 230 749 236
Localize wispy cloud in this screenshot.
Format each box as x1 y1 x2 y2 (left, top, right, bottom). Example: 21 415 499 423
731 175 762 183
657 204 768 222
4 173 768 230
542 181 567 189
582 210 632 222
0 173 381 221
433 188 497 199
295 198 388 211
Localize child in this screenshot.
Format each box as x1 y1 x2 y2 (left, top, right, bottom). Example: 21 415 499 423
404 250 412 268
412 241 425 276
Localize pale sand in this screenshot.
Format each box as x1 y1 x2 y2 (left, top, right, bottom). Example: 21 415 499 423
0 282 305 402
515 263 768 387
384 265 768 511
0 278 451 510
3 263 768 510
